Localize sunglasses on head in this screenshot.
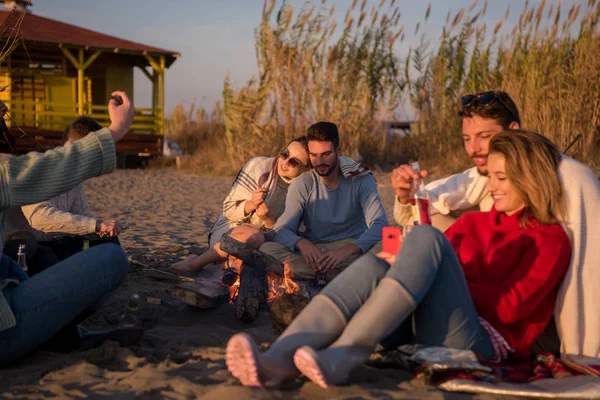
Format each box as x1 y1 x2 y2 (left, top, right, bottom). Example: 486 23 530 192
461 91 519 123
279 149 307 168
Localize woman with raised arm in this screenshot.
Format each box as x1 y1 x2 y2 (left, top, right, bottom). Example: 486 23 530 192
0 93 137 364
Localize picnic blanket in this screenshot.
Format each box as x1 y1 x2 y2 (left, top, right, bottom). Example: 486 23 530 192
370 345 600 398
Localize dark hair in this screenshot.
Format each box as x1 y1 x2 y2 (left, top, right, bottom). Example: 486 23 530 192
307 121 339 149
288 135 308 151
62 116 103 144
458 91 521 129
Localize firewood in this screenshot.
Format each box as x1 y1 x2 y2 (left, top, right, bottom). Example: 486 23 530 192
235 262 267 323
172 280 229 309
269 293 311 333
220 235 284 277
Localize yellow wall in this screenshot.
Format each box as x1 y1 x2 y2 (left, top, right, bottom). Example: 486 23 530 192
105 66 133 104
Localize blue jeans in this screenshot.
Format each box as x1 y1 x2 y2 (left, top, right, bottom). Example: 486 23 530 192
0 243 128 365
321 225 494 359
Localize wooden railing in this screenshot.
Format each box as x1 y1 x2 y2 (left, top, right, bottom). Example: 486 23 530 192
4 99 162 134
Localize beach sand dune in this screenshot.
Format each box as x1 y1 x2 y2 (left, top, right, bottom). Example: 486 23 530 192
0 169 499 399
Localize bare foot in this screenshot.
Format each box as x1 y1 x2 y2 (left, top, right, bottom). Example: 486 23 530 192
171 255 200 274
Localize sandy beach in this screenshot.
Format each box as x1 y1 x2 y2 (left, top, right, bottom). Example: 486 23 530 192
0 168 501 399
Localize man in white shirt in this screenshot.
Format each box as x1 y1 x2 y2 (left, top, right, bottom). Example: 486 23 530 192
390 91 600 358
20 116 124 262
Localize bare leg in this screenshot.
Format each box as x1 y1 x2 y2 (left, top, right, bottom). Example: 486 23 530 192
171 225 266 273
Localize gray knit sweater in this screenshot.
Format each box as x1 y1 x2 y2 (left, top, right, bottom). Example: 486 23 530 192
0 129 116 331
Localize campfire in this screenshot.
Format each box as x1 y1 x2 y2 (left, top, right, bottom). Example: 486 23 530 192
225 263 299 304
171 235 310 330
218 235 306 323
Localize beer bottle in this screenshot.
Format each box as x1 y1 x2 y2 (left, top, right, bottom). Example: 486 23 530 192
17 244 28 273
409 162 432 226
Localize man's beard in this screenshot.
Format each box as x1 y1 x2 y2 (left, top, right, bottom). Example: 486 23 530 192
314 156 338 177
476 166 488 176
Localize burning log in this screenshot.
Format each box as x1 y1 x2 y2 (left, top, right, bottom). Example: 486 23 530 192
220 235 305 324
220 235 284 277
269 293 310 333
235 262 268 323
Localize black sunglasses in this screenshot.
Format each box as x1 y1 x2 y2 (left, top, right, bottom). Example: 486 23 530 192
461 91 519 123
279 149 307 168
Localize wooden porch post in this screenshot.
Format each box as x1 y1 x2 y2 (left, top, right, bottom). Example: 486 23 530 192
159 55 165 135
60 46 102 115
77 49 84 115
144 53 166 135
152 70 158 128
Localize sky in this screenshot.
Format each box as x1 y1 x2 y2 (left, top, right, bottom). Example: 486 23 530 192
34 0 584 119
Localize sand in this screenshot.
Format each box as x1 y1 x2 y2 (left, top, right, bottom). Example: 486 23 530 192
0 168 504 399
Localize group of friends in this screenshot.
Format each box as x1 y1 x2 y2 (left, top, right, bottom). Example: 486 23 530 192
184 90 597 389
0 90 598 393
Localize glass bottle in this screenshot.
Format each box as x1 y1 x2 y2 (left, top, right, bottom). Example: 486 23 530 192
315 247 328 286
409 162 431 226
119 294 140 327
17 244 28 273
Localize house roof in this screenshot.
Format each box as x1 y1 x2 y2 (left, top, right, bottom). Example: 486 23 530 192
0 10 180 67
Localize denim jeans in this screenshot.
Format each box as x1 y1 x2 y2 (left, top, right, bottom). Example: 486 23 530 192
0 243 128 365
321 225 494 359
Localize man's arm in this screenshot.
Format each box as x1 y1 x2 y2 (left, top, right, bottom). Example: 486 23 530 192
272 179 307 251
393 167 488 226
353 175 388 252
22 195 97 236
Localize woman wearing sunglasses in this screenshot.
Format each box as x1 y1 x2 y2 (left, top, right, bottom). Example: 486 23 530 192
226 130 572 388
172 137 310 273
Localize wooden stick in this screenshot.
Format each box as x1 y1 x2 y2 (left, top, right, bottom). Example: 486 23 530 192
130 259 195 282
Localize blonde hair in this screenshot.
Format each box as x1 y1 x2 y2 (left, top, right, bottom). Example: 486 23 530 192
489 129 565 226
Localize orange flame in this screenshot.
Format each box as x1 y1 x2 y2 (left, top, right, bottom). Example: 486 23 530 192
228 279 240 304
266 263 299 302
225 262 299 304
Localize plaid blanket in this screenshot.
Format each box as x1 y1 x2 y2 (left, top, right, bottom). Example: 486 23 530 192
416 352 600 386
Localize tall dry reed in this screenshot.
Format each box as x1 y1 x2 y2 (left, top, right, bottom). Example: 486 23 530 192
406 0 600 173
222 0 406 169
189 0 600 175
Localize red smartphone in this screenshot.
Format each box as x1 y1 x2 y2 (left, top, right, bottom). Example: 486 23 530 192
382 226 403 255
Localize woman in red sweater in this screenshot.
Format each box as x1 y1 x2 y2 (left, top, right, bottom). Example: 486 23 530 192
225 130 572 389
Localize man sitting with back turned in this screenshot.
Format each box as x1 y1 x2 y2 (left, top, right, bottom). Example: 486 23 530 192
21 116 124 262
260 121 388 281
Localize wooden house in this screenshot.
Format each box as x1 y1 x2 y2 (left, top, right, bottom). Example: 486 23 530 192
0 1 180 160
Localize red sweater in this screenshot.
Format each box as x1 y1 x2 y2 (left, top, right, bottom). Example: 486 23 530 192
444 207 571 357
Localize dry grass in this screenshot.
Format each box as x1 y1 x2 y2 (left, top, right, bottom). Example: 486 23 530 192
406 0 600 175
221 0 405 170
162 102 236 176
169 0 600 177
